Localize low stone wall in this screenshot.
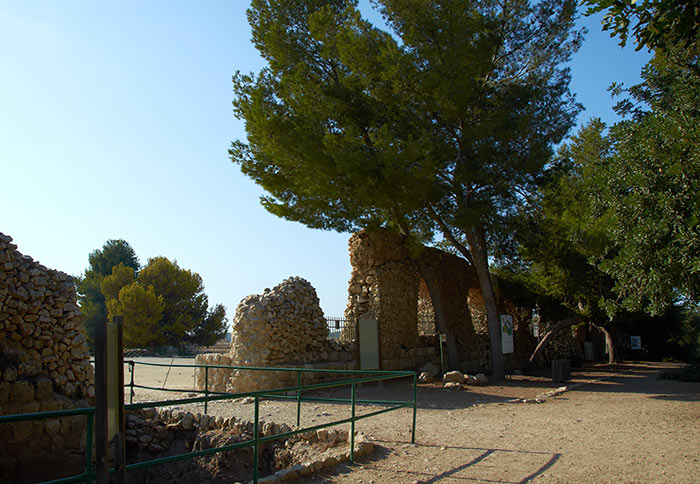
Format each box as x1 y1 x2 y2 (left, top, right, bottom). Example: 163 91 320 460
195 277 355 393
0 232 93 482
125 408 374 484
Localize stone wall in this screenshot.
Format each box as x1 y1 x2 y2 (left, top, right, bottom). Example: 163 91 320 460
344 229 535 373
0 232 93 482
196 277 355 393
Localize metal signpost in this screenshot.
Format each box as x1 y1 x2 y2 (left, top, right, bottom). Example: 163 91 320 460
439 333 447 374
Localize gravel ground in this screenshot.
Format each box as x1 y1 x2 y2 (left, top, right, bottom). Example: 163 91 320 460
126 359 700 483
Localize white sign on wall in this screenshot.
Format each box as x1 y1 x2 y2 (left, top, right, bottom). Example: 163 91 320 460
501 314 514 354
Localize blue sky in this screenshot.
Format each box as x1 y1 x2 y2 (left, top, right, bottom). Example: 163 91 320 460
0 1 651 324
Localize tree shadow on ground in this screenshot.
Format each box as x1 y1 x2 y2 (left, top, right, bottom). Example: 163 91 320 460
306 362 698 411
312 440 561 484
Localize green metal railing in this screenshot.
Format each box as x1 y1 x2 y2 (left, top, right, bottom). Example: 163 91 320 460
0 362 417 484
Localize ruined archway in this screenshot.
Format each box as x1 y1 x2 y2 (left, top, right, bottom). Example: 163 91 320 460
344 229 538 372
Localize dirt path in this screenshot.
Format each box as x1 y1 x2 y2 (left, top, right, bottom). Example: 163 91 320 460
311 363 700 484
127 360 699 483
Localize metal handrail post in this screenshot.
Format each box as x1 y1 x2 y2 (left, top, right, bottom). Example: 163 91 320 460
85 412 94 484
129 361 135 404
204 366 209 415
412 372 417 444
350 382 356 464
253 396 260 484
296 370 301 427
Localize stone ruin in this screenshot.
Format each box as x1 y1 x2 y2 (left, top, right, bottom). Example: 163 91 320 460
345 229 538 372
196 277 355 393
0 232 94 482
199 230 540 396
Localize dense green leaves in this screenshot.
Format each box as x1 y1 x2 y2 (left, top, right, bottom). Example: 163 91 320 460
583 0 700 51
77 242 228 349
75 239 140 348
594 51 700 314
232 0 582 379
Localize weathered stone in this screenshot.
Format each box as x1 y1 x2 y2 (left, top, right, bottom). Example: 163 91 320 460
443 382 462 390
35 378 53 400
181 412 194 430
443 371 465 383
10 380 35 404
418 372 434 384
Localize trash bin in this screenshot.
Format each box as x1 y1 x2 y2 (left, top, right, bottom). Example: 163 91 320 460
552 359 571 382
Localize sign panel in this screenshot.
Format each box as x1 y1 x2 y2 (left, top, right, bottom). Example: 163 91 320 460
358 318 379 370
439 333 447 343
630 335 642 350
106 321 120 440
500 315 514 354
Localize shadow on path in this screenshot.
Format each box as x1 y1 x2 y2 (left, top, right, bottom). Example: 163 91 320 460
320 440 561 484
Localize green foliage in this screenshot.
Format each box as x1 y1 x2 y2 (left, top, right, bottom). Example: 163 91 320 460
100 257 228 348
594 51 700 314
100 263 136 301
79 241 227 349
76 239 140 348
495 119 616 321
582 0 700 51
232 0 583 378
108 282 165 348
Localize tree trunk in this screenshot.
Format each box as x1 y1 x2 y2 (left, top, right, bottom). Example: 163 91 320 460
415 256 460 370
464 227 505 381
593 323 617 365
527 317 583 366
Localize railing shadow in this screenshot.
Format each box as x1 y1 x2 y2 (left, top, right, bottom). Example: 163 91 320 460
325 440 561 484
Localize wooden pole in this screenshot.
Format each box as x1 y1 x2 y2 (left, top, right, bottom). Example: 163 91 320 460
113 316 126 484
94 317 109 483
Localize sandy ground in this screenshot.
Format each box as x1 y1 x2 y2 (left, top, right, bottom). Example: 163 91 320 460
125 358 700 483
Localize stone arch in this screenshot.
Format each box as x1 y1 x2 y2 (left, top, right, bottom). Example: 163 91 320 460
344 229 535 371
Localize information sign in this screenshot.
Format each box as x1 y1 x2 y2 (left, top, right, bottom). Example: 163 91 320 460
501 315 514 354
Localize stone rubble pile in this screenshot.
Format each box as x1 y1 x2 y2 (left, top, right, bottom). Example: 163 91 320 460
126 408 373 484
126 407 295 454
196 277 355 393
440 370 489 389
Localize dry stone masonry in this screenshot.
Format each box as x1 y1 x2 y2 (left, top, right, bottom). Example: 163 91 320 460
196 277 355 393
0 232 93 482
344 229 537 373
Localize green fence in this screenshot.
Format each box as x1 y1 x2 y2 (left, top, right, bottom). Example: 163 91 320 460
0 362 417 484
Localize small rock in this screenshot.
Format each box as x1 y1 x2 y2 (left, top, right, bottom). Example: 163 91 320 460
444 382 462 390
443 370 465 383
418 372 434 384
180 412 194 430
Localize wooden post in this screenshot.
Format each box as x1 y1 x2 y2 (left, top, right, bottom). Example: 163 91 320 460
113 316 126 484
94 317 109 484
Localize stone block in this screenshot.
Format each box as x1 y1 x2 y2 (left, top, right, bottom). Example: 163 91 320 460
23 401 40 413
12 421 32 440
34 378 53 401
10 380 34 404
0 382 9 405
45 419 60 434
51 434 65 452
